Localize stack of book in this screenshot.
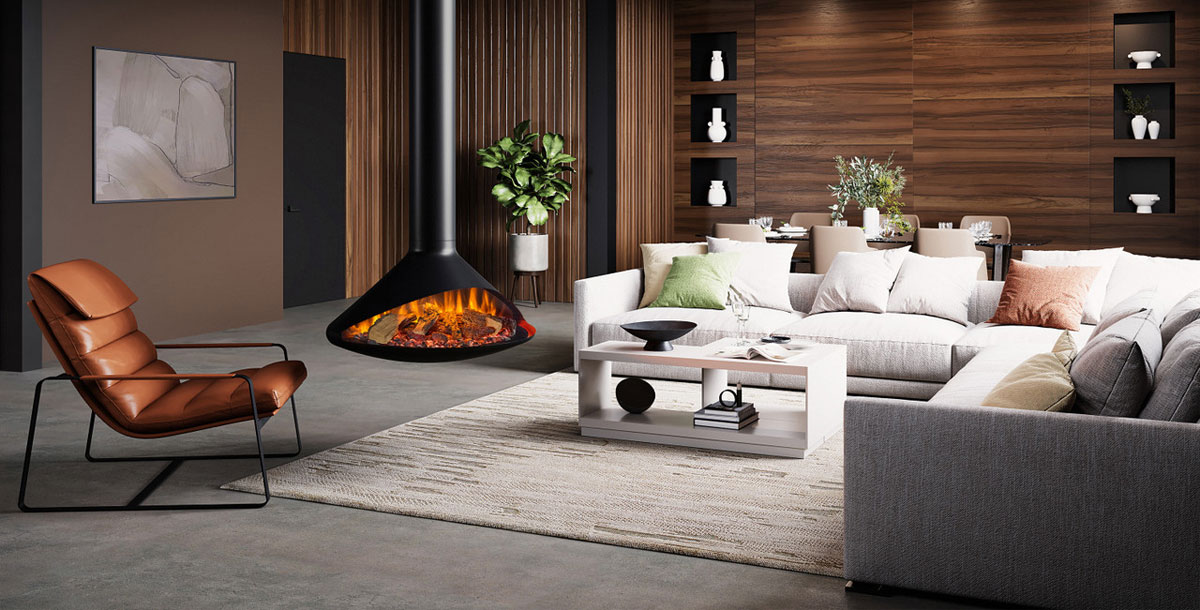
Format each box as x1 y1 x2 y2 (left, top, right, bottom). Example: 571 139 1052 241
694 402 758 430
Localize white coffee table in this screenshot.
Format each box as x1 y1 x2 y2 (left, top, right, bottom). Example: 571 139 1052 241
577 338 847 458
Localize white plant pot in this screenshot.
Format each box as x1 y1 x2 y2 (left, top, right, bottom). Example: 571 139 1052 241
1128 50 1160 69
862 207 881 238
1129 193 1159 215
709 51 725 82
509 233 548 272
1148 120 1161 140
707 180 727 206
707 107 727 143
1131 115 1148 140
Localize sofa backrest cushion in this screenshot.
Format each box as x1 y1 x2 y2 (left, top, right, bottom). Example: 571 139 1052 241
1092 290 1166 337
1161 288 1200 347
1071 309 1163 417
1021 248 1123 325
1139 320 1200 422
1103 252 1200 319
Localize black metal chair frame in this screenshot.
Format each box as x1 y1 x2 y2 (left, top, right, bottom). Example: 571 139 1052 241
18 343 302 512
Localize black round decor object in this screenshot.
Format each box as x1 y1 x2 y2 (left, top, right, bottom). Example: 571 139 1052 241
615 377 656 414
620 320 698 351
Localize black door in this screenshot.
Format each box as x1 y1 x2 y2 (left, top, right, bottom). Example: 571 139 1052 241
283 52 346 307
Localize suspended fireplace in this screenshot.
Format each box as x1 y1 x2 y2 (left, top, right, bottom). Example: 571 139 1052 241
325 0 535 362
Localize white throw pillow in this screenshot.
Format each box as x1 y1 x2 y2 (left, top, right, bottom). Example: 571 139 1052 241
638 242 708 308
810 247 910 314
886 253 980 325
1103 252 1200 318
706 237 797 311
1021 248 1123 325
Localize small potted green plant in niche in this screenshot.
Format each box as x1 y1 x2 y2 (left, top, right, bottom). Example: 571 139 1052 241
827 152 909 237
477 120 576 273
1121 87 1155 139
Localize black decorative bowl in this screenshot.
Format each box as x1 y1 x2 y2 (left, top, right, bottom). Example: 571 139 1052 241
620 320 698 351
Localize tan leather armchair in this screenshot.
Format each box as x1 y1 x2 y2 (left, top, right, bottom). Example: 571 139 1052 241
19 259 305 511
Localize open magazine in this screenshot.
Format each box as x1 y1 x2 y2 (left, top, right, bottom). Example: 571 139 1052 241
711 341 815 362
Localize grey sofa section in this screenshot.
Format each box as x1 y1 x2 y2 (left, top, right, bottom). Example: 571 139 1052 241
843 397 1200 609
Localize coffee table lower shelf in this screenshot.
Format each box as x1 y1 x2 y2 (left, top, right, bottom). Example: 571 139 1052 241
580 408 814 458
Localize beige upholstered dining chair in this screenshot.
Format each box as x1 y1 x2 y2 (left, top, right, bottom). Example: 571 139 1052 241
915 228 988 280
960 215 1011 277
713 223 767 243
811 225 871 274
787 213 833 272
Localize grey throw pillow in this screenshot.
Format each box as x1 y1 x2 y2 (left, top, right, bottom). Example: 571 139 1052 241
1140 321 1200 422
1092 290 1164 337
1071 309 1163 417
1161 288 1200 347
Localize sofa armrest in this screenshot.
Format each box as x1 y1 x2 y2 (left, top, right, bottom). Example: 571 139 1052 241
843 397 1200 609
573 269 643 371
787 273 823 314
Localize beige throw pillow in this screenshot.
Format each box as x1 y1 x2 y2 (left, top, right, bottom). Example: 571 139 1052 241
706 237 797 311
886 253 981 325
810 247 909 314
981 332 1078 411
638 242 707 308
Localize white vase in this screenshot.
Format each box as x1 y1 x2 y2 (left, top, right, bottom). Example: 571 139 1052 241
1131 115 1148 140
707 107 727 143
1148 120 1161 140
1129 193 1159 215
709 51 725 82
862 207 881 238
707 180 727 206
509 233 548 272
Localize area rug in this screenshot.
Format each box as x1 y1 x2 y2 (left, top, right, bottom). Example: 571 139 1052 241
224 372 845 576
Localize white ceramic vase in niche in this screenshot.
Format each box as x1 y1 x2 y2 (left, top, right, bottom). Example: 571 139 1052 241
1128 50 1161 69
862 207 881 238
1129 193 1159 214
707 180 728 206
710 50 725 82
707 108 728 143
1131 115 1148 140
1148 120 1161 140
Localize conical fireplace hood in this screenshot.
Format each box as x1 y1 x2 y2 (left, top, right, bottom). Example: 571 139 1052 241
325 0 534 362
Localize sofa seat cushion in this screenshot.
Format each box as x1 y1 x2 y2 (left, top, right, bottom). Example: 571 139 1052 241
773 312 967 383
590 306 803 348
952 323 1095 375
931 344 1051 407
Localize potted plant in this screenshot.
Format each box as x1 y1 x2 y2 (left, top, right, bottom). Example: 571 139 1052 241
827 153 907 237
477 120 576 273
1122 87 1154 140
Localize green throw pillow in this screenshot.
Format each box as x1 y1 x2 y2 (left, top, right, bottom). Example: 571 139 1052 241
981 332 1078 411
648 252 742 310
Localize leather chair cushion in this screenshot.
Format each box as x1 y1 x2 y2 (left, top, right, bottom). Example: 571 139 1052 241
130 360 308 435
31 259 138 319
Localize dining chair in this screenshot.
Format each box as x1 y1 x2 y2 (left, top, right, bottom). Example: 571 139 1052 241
914 228 988 280
20 259 305 512
960 215 1012 277
811 225 872 274
872 213 921 251
786 213 833 271
713 223 767 243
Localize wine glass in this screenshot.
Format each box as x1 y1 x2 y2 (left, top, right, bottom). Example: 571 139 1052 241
729 294 750 346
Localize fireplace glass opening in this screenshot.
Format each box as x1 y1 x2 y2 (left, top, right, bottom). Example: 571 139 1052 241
339 287 535 350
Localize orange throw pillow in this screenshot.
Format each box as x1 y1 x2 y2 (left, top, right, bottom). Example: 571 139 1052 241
988 260 1100 331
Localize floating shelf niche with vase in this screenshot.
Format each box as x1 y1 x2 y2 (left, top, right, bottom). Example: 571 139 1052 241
690 158 737 207
1114 83 1174 140
690 32 737 82
691 94 737 143
1114 12 1174 69
1113 157 1175 214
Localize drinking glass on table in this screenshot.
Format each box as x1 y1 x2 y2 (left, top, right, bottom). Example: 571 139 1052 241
938 222 954 229
729 294 751 345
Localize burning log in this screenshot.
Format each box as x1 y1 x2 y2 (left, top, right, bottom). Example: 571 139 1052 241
410 314 438 336
367 313 400 344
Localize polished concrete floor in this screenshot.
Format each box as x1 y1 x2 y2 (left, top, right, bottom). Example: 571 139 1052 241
1 299 992 609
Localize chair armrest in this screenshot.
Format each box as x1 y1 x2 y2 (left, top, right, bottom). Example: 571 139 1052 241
155 342 290 360
77 373 239 381
573 269 643 371
843 396 1200 608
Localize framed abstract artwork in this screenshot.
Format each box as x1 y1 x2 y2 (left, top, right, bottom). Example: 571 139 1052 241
93 47 236 203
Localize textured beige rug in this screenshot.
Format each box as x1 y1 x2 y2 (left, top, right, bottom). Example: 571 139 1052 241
224 372 845 576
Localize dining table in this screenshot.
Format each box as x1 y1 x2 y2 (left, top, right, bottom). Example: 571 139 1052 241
710 230 1051 281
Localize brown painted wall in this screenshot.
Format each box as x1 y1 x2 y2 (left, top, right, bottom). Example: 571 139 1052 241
41 0 284 351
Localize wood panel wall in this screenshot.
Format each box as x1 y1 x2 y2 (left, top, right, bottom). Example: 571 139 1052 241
615 0 674 269
283 0 406 297
673 0 1200 259
456 0 587 303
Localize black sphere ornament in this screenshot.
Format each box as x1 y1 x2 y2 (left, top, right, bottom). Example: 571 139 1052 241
615 377 656 414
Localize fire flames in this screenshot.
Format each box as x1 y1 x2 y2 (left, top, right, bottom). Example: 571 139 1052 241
341 287 531 349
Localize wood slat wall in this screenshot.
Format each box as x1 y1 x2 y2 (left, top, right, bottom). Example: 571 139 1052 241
615 0 674 269
672 0 1200 259
283 0 407 297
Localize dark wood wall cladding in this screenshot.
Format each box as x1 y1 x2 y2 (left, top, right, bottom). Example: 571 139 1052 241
672 0 1199 258
283 0 406 297
615 0 674 270
456 0 587 303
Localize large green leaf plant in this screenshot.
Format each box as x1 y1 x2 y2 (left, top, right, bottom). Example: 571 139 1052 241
477 120 576 232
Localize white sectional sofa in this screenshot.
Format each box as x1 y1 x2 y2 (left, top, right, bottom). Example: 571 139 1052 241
574 251 1198 400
